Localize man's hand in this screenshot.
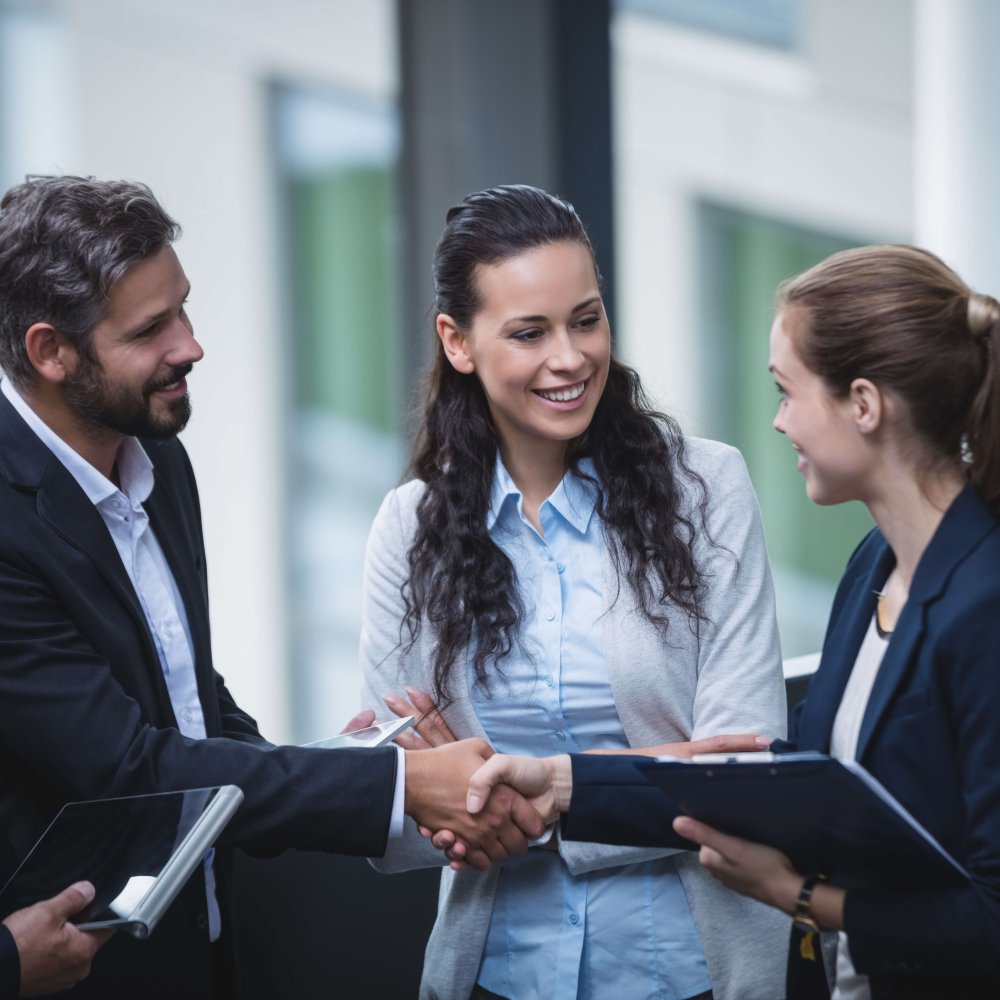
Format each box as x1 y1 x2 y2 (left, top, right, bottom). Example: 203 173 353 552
3 881 114 997
404 740 546 871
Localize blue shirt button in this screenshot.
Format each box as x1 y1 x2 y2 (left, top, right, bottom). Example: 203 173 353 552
545 675 554 687
568 912 580 925
545 611 556 621
556 563 565 573
555 731 567 742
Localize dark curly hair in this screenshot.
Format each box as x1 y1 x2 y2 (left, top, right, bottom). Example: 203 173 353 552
404 185 709 705
0 175 179 387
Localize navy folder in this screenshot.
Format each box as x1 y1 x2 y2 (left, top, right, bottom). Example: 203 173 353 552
633 754 968 890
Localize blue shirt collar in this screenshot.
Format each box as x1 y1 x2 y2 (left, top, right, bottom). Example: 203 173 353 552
487 454 599 535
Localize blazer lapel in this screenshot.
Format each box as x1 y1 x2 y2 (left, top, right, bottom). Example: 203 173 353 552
796 538 894 752
854 486 997 760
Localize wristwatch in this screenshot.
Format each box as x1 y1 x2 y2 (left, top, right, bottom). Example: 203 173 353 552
793 874 827 933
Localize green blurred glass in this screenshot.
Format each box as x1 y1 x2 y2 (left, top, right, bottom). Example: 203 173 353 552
288 166 397 432
700 203 875 653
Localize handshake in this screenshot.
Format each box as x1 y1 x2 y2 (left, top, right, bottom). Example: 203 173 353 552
388 689 769 871
403 739 572 871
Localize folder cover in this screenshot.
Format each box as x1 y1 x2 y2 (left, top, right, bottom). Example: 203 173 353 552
0 785 243 939
634 754 967 889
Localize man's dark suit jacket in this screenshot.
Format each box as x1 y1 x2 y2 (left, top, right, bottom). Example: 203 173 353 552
0 393 397 998
0 926 15 1000
562 486 1000 1000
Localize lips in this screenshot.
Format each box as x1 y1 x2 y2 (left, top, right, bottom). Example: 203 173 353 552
147 363 193 396
534 380 586 403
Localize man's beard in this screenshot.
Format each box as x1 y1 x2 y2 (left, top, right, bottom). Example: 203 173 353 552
64 355 193 440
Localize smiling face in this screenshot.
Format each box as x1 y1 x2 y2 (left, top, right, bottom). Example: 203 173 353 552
769 308 874 506
437 240 611 465
64 245 203 440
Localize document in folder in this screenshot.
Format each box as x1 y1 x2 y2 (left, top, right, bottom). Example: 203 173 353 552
0 786 243 939
634 754 968 890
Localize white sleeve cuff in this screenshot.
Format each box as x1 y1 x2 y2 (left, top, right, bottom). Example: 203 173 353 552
388 745 406 839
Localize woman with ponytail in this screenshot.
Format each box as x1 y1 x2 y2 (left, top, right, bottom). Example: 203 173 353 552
664 245 1000 998
359 185 788 1000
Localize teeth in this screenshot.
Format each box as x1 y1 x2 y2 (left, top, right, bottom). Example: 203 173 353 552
537 382 585 402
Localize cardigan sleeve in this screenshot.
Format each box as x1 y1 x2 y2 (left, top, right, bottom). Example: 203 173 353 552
559 442 787 875
359 486 450 874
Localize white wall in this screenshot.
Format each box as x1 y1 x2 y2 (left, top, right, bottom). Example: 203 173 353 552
612 0 914 432
2 0 396 742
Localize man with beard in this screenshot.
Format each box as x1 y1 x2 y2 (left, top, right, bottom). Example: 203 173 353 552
0 176 543 999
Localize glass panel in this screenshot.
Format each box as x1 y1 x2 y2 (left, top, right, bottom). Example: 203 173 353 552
273 85 403 741
614 0 801 51
0 5 71 190
699 202 875 657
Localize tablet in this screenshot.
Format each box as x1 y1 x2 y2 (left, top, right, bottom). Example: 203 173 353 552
0 785 243 939
302 715 414 750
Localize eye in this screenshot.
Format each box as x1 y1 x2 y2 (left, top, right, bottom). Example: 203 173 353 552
775 381 787 398
575 313 601 330
511 328 543 343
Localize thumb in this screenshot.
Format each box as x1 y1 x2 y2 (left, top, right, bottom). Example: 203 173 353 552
466 757 505 814
48 881 96 920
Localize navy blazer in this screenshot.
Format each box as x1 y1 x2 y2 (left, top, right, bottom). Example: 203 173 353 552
564 487 1000 998
781 486 1000 997
0 394 396 997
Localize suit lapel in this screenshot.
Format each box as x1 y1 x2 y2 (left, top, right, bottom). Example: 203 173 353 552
854 486 997 760
797 540 894 752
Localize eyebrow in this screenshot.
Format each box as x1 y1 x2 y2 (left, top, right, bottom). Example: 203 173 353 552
508 296 601 324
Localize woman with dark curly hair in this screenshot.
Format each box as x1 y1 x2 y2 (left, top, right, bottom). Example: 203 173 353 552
360 185 788 1000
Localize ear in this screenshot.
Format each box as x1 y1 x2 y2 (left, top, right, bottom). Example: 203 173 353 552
24 323 78 384
849 378 884 434
435 314 475 375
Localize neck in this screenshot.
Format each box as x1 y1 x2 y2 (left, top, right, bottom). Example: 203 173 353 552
863 460 965 588
18 382 124 481
498 438 570 531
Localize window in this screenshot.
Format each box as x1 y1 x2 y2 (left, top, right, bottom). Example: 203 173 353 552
273 84 402 740
614 0 801 51
699 203 875 656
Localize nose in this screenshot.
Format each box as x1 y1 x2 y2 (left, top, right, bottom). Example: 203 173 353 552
772 403 786 435
547 327 584 373
168 316 204 365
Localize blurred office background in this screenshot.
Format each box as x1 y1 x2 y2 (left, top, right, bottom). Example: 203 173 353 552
3 0 997 744
2 0 998 993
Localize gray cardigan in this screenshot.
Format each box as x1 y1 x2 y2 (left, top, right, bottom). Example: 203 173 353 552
360 438 790 1000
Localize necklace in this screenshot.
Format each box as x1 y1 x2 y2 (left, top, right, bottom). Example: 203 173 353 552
874 591 894 638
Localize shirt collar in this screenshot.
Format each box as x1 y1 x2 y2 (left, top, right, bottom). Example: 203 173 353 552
487 453 599 535
1 377 154 508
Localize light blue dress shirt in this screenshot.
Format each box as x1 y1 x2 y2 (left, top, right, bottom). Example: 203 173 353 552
474 457 710 1000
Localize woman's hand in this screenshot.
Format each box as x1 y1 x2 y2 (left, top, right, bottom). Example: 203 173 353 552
383 686 458 750
588 733 772 759
672 815 845 931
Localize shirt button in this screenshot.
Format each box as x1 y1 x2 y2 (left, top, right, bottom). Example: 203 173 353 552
182 708 196 722
545 675 554 688
555 731 567 742
556 563 565 574
545 612 556 622
568 912 579 925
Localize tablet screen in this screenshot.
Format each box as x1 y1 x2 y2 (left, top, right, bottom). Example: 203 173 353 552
0 787 222 926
